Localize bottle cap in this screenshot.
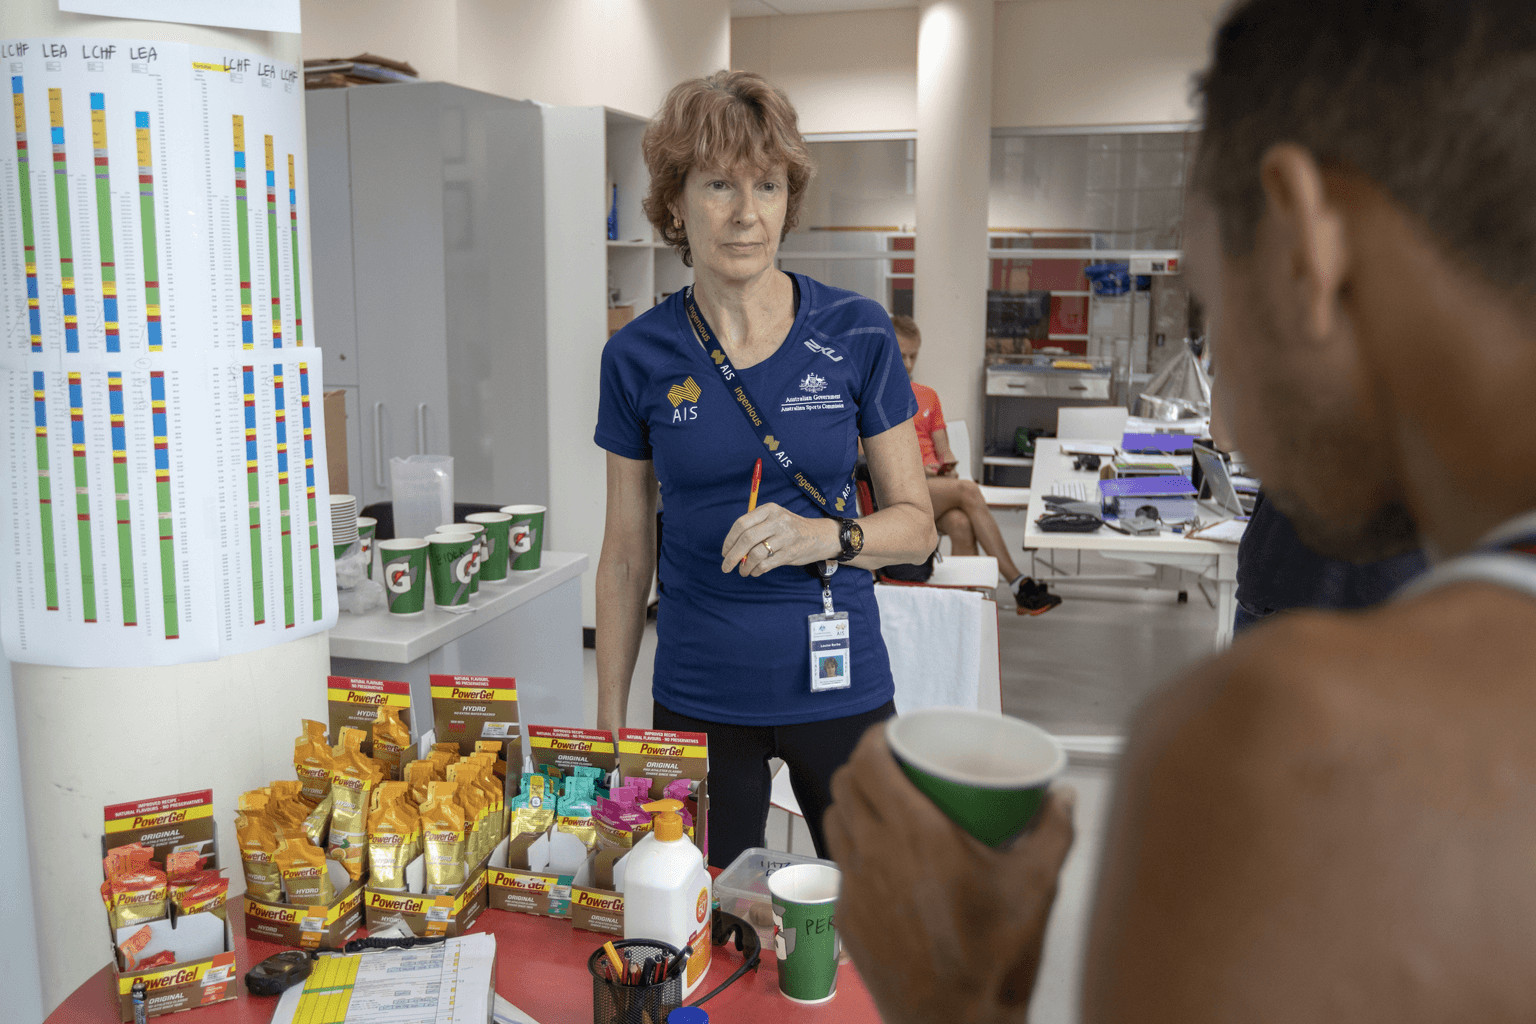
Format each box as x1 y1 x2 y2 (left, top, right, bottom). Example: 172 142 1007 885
641 798 685 842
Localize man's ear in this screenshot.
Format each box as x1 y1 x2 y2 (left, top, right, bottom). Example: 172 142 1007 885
1257 144 1350 342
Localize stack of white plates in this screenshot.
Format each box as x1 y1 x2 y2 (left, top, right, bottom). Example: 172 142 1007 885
330 494 359 546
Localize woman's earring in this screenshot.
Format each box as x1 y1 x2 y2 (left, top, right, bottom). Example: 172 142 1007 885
673 217 682 229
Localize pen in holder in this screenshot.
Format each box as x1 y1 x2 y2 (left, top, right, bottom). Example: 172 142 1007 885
588 938 684 1024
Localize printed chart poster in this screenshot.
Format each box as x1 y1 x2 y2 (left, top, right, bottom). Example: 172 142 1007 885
0 38 334 667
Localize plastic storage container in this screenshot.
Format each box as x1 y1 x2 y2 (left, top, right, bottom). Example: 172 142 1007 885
713 847 837 949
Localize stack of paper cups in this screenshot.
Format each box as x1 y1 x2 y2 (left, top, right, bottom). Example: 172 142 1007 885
330 494 359 557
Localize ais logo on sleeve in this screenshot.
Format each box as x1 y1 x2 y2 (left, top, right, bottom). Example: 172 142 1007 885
666 376 701 423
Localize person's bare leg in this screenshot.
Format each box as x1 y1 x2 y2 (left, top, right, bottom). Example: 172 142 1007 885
936 508 977 555
927 477 1023 580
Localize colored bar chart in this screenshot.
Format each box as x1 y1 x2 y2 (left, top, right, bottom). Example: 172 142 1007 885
274 366 294 628
91 93 120 352
150 372 179 639
32 373 59 611
48 89 79 353
242 365 265 625
288 154 304 345
264 135 283 348
135 111 163 352
108 372 137 625
67 371 97 622
12 78 42 353
299 363 320 620
234 115 253 350
2 39 334 666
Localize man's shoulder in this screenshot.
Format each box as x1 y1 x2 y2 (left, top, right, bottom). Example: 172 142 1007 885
1129 584 1536 816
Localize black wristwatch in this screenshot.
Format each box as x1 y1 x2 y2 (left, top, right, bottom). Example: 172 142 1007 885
833 516 864 563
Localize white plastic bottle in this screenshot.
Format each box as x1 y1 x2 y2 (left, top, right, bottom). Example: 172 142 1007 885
623 799 713 997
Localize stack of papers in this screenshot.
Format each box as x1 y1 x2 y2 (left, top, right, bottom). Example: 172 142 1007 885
271 933 498 1024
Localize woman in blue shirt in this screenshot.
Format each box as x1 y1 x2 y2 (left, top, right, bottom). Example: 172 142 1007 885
594 71 937 868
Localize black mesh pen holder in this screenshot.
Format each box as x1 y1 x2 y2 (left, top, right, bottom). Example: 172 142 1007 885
588 938 684 1024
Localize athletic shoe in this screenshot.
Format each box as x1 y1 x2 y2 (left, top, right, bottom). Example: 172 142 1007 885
1015 577 1062 616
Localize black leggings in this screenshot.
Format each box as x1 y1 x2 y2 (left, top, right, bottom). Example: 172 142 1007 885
652 699 897 869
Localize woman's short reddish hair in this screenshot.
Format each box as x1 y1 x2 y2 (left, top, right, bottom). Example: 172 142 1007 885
642 70 815 267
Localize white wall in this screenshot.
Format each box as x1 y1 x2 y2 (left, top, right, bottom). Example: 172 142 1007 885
732 9 919 134
991 0 1223 128
732 0 1222 130
302 0 731 119
0 648 45 1024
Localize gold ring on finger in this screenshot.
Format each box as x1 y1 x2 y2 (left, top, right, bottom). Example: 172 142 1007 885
762 540 774 556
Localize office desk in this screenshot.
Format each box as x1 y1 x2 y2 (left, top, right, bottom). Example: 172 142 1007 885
46 891 881 1024
1025 439 1240 648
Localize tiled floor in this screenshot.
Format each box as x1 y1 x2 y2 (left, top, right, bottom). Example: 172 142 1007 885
583 556 1222 1023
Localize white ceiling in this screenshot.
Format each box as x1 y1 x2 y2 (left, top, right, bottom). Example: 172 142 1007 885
731 0 918 17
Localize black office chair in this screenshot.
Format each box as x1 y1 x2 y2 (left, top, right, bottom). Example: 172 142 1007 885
359 501 506 542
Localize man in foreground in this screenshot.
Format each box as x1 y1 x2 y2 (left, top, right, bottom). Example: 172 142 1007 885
826 1 1536 1020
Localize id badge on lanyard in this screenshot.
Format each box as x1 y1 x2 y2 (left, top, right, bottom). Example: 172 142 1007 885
809 562 851 692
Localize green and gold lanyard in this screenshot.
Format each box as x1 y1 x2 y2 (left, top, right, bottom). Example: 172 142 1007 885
684 285 853 691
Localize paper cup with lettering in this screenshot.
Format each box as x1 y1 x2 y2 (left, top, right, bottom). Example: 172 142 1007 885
377 538 429 616
427 533 477 610
886 708 1065 848
356 517 377 579
769 863 842 1005
437 522 484 595
500 504 546 571
464 512 512 583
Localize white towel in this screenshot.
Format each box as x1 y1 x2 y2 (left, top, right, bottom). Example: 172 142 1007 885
874 584 982 713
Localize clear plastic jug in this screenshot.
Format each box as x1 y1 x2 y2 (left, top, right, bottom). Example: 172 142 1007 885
390 455 454 541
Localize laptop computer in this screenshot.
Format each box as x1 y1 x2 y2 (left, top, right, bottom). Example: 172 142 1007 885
1193 442 1255 516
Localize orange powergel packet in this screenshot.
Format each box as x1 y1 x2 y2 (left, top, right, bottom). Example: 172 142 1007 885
420 782 467 895
275 837 335 906
119 924 156 971
448 766 490 866
372 706 412 782
178 876 231 920
235 812 283 902
367 787 420 891
109 868 168 929
165 850 208 881
328 732 383 880
295 719 335 803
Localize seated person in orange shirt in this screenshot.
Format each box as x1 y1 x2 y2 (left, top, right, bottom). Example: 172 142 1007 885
893 315 1059 614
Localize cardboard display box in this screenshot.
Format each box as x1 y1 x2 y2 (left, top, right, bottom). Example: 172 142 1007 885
323 389 347 497
327 675 414 756
363 841 494 939
101 791 237 1021
429 674 521 788
242 859 366 951
487 823 577 919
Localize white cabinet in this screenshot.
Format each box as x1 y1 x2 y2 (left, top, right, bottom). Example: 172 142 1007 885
306 83 550 513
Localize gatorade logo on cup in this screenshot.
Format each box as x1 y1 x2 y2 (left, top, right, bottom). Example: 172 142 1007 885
387 563 415 594
454 554 475 584
512 525 532 554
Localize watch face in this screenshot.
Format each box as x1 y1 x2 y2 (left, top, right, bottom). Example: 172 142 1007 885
849 522 864 550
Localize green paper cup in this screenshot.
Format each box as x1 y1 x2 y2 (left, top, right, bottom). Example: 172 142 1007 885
500 504 546 571
357 517 377 579
377 538 429 616
428 533 476 609
886 708 1066 848
465 512 512 583
437 522 484 595
768 863 842 1005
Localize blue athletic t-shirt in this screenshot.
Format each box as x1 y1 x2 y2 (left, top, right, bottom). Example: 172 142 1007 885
595 273 918 726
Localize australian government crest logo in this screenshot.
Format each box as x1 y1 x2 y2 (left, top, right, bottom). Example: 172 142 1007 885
782 371 844 414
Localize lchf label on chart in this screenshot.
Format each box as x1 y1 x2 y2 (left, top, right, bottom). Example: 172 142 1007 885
0 38 335 667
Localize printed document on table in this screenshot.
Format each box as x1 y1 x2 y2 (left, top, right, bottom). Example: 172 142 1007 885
272 933 498 1024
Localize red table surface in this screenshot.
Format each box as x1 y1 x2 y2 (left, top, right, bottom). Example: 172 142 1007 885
47 901 882 1024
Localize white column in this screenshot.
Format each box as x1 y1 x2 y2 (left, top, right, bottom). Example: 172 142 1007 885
5 6 322 1016
914 0 994 476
